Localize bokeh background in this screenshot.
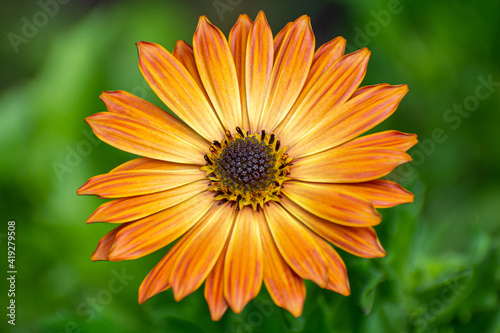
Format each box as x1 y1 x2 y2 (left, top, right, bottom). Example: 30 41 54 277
1 0 499 332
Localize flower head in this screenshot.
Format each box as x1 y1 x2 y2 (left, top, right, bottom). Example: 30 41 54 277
78 11 416 320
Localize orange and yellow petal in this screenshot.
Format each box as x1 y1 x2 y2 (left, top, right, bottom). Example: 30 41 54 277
137 41 224 141
228 14 253 130
292 84 409 157
257 209 306 317
317 239 350 296
280 196 386 258
340 130 418 152
77 165 205 198
205 243 229 321
90 224 127 261
273 21 293 55
170 202 236 301
264 203 328 287
283 181 381 227
105 192 214 261
172 40 209 99
85 112 206 165
257 15 315 131
86 180 208 223
277 47 368 145
291 147 412 183
224 208 263 313
194 16 242 131
336 180 414 208
245 11 274 132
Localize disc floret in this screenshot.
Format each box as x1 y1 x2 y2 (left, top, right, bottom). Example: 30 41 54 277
202 127 292 210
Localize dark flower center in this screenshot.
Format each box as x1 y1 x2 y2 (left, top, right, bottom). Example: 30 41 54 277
214 137 276 193
202 128 292 210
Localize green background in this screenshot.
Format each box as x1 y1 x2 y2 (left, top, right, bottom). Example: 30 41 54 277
1 0 499 332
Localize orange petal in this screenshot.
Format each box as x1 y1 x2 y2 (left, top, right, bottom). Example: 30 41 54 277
87 180 208 223
106 192 214 261
256 209 305 317
336 180 414 208
172 40 209 98
170 202 236 301
283 181 381 227
275 37 347 138
85 112 206 165
278 48 370 149
292 84 409 157
224 208 263 313
280 195 386 258
257 15 315 132
273 21 293 56
340 130 418 152
90 224 128 261
77 165 205 198
109 157 176 173
137 41 224 141
316 239 350 295
311 36 346 69
205 243 229 321
245 11 273 132
264 202 328 287
100 91 208 147
229 14 253 130
194 16 242 131
291 147 412 183
138 238 187 304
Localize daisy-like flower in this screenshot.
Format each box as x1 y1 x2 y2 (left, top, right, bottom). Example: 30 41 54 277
78 11 416 320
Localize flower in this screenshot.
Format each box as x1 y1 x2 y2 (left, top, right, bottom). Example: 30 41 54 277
77 11 416 320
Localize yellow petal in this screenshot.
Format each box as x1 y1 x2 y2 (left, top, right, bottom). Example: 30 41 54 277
229 14 253 130
245 11 273 132
336 180 414 208
311 36 346 68
90 224 127 261
100 91 207 146
224 208 263 313
292 84 409 157
106 192 214 261
273 21 293 56
194 16 242 131
137 41 224 141
138 239 186 304
283 181 381 226
317 239 350 296
257 15 315 132
281 195 386 258
256 209 305 317
264 202 328 287
278 48 370 149
291 147 412 183
340 130 418 152
109 157 175 173
170 202 236 301
172 40 209 98
77 165 205 198
87 180 208 223
85 112 207 165
205 243 229 321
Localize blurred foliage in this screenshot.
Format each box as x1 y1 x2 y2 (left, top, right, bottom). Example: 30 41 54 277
1 0 499 332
